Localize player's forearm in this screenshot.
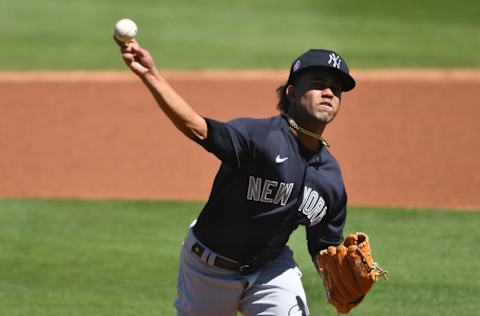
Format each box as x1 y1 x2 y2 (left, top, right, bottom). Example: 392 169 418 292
142 69 208 140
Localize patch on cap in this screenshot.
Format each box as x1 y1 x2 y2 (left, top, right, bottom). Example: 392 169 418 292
293 60 301 72
328 53 342 69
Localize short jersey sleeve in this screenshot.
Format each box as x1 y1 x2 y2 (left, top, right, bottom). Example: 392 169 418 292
193 117 254 168
305 190 347 258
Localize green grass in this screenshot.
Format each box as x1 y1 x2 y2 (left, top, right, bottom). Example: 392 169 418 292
1 199 479 315
0 199 197 316
0 0 478 70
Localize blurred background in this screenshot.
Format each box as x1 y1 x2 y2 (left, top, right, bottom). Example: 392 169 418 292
0 0 478 70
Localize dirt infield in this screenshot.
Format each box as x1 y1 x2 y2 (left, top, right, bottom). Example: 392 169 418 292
1 70 479 210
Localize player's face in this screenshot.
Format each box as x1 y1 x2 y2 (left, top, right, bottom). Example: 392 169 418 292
289 70 342 126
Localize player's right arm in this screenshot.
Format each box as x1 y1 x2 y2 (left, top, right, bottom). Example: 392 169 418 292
114 37 208 141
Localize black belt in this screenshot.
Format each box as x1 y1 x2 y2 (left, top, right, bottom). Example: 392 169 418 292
191 242 255 273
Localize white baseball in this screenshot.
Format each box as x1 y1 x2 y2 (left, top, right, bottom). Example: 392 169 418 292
114 19 138 42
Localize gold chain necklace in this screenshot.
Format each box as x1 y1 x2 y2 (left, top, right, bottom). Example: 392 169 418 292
286 116 330 147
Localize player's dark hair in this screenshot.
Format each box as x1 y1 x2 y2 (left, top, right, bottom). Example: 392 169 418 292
276 84 290 114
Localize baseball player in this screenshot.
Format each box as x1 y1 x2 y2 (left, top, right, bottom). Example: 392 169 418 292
114 36 355 315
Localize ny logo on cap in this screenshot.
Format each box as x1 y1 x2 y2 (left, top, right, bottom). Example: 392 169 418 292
328 53 342 69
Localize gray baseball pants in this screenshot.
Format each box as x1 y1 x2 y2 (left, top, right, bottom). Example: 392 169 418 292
174 226 310 316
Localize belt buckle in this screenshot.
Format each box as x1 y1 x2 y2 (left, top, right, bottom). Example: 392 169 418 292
239 264 251 273
191 243 204 256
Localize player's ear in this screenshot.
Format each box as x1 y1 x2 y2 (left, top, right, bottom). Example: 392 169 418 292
286 85 296 102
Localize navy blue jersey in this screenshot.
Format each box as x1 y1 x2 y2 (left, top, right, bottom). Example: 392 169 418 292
193 115 347 266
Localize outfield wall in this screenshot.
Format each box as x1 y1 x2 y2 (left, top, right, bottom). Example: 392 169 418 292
1 70 479 210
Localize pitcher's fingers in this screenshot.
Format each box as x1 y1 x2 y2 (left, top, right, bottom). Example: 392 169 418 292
126 41 147 56
113 34 128 48
120 43 142 56
113 34 140 51
130 46 149 58
122 53 135 63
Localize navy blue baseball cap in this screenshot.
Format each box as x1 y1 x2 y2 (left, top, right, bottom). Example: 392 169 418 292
287 49 356 91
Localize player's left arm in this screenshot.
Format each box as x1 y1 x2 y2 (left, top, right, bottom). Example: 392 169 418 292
306 192 347 263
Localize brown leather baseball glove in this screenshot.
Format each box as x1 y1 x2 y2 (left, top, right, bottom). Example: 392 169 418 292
316 232 387 314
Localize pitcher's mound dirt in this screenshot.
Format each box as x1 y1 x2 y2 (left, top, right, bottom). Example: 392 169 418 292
0 70 479 210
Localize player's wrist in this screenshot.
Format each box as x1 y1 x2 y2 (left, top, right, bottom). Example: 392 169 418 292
141 67 161 83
